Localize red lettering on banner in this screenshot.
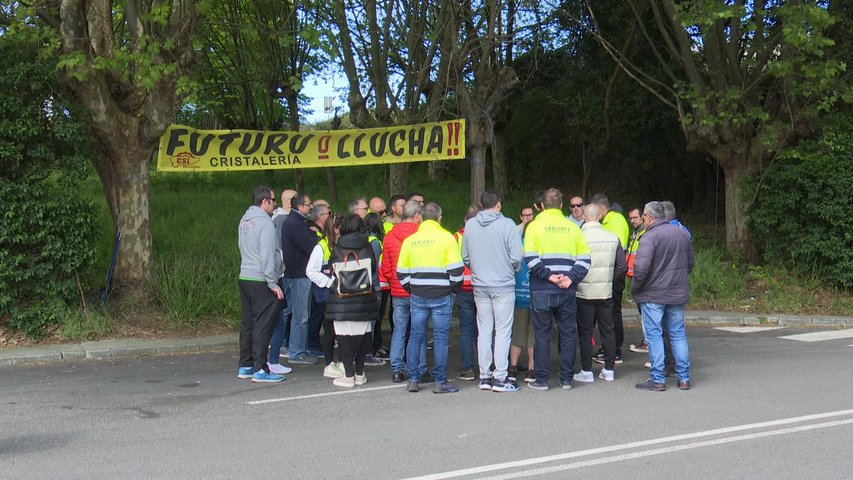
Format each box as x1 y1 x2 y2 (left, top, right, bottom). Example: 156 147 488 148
318 135 332 160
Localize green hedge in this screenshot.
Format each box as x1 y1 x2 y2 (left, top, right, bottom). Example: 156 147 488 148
0 178 97 337
748 113 853 288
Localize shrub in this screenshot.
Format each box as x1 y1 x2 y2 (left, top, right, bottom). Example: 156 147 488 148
0 178 98 337
747 113 853 288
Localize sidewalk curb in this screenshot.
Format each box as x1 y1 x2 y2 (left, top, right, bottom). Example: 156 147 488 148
0 334 236 367
621 310 853 328
2 310 852 368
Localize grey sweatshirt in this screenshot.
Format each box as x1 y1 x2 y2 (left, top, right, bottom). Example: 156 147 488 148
238 205 282 289
461 209 523 292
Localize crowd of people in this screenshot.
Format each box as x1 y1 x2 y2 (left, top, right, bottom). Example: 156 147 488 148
236 185 695 393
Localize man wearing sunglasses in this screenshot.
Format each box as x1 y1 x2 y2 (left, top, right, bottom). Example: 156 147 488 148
237 186 285 383
567 196 585 228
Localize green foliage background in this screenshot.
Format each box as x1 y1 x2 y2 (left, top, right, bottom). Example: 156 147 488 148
747 112 853 289
0 31 97 337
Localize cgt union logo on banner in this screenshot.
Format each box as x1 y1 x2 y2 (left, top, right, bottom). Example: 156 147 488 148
170 152 201 169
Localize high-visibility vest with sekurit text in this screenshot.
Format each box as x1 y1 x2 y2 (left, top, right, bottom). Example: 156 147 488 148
396 220 464 298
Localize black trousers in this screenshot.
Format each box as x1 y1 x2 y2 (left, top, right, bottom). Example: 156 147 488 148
338 333 372 377
239 280 283 372
373 291 393 350
612 277 625 353
577 298 615 370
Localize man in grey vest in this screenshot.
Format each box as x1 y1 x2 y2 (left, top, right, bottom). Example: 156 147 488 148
574 203 627 383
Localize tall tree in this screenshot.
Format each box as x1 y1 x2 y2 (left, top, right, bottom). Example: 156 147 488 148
586 0 851 258
329 0 443 196
5 1 201 296
186 0 325 191
452 0 520 204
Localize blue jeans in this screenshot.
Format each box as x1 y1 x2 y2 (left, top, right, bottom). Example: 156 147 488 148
640 303 690 383
390 296 426 373
307 285 325 354
285 277 312 359
531 290 578 383
456 291 477 371
268 278 292 364
408 294 454 383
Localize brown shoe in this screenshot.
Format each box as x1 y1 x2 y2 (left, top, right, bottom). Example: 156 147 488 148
635 378 666 392
678 380 691 390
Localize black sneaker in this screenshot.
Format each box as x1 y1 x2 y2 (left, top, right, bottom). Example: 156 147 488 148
420 372 434 384
527 380 550 391
374 347 390 361
407 382 419 393
507 366 518 382
479 378 493 391
433 382 459 394
635 378 666 392
592 348 606 364
456 369 475 381
392 370 405 383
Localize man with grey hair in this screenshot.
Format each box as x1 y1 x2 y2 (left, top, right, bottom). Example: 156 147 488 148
661 200 693 240
381 200 426 383
349 197 369 218
632 201 694 391
574 203 626 383
398 202 465 394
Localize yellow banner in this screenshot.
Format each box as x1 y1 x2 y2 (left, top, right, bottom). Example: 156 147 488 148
156 120 465 172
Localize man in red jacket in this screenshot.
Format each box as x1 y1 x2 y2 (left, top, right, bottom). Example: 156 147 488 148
380 200 426 383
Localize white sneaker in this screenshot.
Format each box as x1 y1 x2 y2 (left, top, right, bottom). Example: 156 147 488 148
323 362 344 378
599 368 615 382
268 363 293 375
333 376 355 388
355 373 367 386
572 370 595 383
644 361 651 369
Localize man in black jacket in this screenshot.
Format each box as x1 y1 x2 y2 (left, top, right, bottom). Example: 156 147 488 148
281 192 319 365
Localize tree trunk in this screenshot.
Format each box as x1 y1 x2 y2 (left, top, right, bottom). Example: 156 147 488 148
469 145 487 206
491 128 508 195
91 131 154 292
390 163 409 197
721 161 759 261
427 161 446 181
286 92 304 191
325 167 339 202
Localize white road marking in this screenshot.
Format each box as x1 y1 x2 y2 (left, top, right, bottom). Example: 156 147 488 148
401 409 853 480
247 383 405 405
778 329 853 342
715 326 787 333
483 419 853 479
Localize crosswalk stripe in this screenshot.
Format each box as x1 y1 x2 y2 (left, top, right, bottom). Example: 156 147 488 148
715 326 787 334
778 329 853 343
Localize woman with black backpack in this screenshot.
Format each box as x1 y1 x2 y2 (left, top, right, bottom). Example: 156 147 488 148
324 214 379 387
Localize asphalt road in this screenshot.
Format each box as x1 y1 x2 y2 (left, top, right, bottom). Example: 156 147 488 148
3 325 853 479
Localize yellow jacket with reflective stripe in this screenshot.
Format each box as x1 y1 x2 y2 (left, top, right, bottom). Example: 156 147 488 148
601 210 630 249
523 209 591 293
396 220 464 298
625 225 645 278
